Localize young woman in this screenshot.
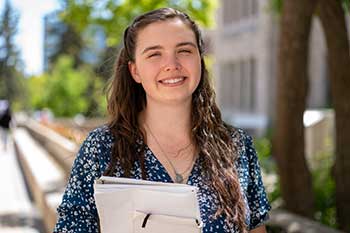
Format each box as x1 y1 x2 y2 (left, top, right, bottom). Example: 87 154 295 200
54 8 270 233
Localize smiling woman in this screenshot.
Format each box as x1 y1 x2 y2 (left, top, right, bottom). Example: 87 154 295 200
53 7 271 233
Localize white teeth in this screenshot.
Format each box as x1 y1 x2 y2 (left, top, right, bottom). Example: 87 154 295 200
162 77 184 84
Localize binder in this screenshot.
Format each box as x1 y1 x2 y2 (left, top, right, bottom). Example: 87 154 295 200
94 176 203 233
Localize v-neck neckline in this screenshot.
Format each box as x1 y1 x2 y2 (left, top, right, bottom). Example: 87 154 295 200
144 143 198 184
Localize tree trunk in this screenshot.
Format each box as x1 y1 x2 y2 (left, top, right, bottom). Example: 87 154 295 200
318 0 350 231
274 0 318 217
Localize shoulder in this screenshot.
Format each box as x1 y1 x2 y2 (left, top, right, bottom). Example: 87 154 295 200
87 124 114 140
83 125 115 148
76 125 114 167
224 124 257 164
225 123 254 149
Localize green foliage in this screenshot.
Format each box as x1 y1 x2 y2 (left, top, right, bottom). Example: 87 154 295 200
343 0 350 12
28 56 106 117
47 56 89 116
81 64 107 117
49 23 84 69
268 0 283 15
312 151 337 228
254 136 282 205
254 136 276 173
59 0 218 46
10 71 29 111
0 0 23 103
255 135 338 228
27 72 51 110
91 77 107 117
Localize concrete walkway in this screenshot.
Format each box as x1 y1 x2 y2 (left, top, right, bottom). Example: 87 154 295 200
0 131 43 233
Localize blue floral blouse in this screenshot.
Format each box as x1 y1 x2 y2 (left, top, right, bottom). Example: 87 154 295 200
53 126 271 233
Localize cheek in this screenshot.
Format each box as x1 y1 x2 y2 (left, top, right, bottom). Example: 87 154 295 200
138 64 154 82
182 55 200 69
138 62 160 77
189 58 202 80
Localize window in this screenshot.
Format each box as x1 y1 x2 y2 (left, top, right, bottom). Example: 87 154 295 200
251 0 258 16
220 62 238 109
222 0 259 25
223 0 237 25
220 58 257 112
249 58 256 110
241 0 249 18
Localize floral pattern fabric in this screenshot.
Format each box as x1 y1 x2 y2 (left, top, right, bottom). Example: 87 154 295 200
53 126 271 233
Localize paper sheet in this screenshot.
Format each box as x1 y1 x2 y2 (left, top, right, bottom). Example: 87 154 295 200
94 176 203 233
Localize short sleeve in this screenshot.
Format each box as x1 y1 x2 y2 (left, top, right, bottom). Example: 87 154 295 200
53 130 104 233
243 133 271 230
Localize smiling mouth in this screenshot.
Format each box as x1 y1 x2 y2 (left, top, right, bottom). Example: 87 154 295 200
159 77 186 84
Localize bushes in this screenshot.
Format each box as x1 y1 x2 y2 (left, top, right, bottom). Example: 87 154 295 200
254 135 337 228
27 56 107 117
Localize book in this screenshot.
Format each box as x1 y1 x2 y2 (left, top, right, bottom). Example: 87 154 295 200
94 176 203 233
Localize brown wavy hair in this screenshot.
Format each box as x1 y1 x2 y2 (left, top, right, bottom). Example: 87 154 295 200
105 8 247 232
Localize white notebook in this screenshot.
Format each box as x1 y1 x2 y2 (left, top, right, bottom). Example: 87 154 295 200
94 176 203 233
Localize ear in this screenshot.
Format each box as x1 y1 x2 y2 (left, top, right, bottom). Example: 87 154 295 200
128 61 141 83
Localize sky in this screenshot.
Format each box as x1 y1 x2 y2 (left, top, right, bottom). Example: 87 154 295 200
0 0 61 75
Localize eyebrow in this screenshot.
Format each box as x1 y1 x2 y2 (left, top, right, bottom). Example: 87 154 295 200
141 41 197 54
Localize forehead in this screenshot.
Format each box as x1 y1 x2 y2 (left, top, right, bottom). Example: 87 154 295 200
135 18 197 52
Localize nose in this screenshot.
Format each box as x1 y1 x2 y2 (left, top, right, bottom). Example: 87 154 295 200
163 54 181 71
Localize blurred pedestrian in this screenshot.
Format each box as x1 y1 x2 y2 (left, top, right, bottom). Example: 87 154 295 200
0 100 12 151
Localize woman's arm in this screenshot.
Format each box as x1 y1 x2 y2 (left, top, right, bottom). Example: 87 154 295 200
249 225 267 233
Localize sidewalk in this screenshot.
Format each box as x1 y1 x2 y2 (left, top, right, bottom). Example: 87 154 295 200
0 132 43 233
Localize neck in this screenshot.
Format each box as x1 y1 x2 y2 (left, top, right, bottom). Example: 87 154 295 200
140 99 192 140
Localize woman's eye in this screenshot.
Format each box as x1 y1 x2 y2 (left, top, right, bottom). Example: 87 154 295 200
179 49 191 54
147 52 160 58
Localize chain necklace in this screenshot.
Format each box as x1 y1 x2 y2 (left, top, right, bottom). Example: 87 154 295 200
166 141 192 157
144 122 196 183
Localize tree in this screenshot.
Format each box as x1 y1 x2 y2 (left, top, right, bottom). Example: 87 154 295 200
27 73 49 110
59 0 218 47
94 46 117 82
318 0 350 231
45 11 84 70
28 55 107 117
42 56 89 117
272 0 350 229
0 0 22 103
49 24 84 69
274 0 318 217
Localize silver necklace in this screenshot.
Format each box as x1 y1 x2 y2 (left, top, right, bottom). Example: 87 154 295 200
166 141 192 157
144 122 195 183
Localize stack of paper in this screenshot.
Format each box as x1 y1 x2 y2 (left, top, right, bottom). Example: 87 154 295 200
94 176 203 233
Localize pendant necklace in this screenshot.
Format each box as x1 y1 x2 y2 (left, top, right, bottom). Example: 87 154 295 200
144 122 196 183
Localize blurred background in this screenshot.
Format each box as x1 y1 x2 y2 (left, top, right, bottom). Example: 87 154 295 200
0 0 349 232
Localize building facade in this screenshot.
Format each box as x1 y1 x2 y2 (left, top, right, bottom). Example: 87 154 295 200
213 0 338 136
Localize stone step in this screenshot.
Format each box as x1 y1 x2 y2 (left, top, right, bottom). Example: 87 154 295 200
0 227 39 233
20 118 77 177
13 128 66 233
0 136 42 233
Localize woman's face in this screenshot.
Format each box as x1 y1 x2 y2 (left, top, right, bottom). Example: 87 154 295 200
128 18 202 106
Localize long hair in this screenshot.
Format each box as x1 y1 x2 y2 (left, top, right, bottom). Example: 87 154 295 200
105 8 247 232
